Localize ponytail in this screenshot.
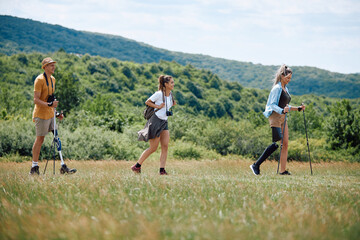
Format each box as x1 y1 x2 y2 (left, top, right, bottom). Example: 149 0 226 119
158 75 172 91
272 64 293 87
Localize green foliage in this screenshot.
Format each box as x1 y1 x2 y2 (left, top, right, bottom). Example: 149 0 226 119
54 71 81 114
186 81 203 99
64 110 126 133
0 120 35 157
173 146 201 160
1 15 359 98
85 94 115 116
0 51 359 162
326 100 360 153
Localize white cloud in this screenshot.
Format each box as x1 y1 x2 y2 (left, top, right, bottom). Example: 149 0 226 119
0 0 359 73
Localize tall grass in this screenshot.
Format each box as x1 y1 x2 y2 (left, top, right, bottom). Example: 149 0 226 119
1 160 359 240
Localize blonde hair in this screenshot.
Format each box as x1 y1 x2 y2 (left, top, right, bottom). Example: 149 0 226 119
158 75 172 91
272 64 292 86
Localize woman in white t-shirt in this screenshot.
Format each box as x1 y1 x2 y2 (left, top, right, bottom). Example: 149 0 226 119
133 75 175 175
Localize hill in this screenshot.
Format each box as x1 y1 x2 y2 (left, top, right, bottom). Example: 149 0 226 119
0 51 359 162
1 15 359 98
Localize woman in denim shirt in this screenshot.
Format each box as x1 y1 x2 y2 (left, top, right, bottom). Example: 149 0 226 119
250 65 305 175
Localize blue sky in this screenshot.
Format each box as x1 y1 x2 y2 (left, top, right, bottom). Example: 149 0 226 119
1 0 359 73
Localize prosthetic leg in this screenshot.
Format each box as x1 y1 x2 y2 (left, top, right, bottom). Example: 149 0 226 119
250 142 279 175
250 114 285 175
43 109 76 175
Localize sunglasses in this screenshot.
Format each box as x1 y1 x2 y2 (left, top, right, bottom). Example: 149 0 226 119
283 65 292 76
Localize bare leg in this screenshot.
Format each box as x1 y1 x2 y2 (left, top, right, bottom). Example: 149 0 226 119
32 136 45 162
138 137 160 165
280 122 289 173
159 130 170 168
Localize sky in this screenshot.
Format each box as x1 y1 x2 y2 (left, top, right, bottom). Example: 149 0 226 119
1 0 360 73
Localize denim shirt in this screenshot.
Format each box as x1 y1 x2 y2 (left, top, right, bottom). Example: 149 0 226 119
263 82 291 118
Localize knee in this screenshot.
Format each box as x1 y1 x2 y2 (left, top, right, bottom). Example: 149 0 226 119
35 137 45 145
148 147 158 153
270 142 279 151
161 143 169 150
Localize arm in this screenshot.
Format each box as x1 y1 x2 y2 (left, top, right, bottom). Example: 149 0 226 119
33 91 58 108
268 87 283 114
145 99 165 109
284 104 305 113
146 91 165 109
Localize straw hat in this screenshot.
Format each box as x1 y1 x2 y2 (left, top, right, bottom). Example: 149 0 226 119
41 57 56 69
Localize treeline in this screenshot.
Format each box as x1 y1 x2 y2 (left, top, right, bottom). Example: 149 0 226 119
1 15 360 98
0 51 359 162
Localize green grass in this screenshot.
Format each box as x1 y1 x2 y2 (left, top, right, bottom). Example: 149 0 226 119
1 159 359 240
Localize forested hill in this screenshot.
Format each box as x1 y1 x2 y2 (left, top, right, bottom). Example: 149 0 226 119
1 15 359 98
1 51 359 162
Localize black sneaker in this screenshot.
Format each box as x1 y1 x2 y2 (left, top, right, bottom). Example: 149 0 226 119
250 164 260 175
29 166 40 175
60 164 77 174
279 170 291 175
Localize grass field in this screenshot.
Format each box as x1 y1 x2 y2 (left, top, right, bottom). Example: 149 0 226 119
1 159 359 240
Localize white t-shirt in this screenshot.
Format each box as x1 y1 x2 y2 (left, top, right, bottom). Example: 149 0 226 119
149 90 174 120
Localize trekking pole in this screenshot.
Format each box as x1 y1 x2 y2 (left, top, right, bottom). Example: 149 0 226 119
53 108 56 175
277 112 287 174
302 103 313 175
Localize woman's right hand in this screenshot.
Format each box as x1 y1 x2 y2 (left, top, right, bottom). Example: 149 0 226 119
283 106 290 113
52 100 59 108
158 103 165 109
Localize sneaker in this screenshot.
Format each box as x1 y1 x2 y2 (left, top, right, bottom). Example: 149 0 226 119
250 164 260 175
160 170 168 175
279 170 291 175
29 166 40 175
131 164 141 173
60 164 77 174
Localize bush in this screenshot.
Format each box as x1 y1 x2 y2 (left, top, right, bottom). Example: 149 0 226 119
171 141 220 160
326 100 360 153
0 120 35 157
173 146 201 160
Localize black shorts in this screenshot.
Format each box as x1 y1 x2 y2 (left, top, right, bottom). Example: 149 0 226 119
272 127 282 142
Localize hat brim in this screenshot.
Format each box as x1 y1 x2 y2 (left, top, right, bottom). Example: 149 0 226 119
42 61 57 69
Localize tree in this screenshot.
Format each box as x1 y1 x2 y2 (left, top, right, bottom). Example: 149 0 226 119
86 94 115 116
214 101 226 118
326 100 360 153
186 81 203 99
54 71 81 115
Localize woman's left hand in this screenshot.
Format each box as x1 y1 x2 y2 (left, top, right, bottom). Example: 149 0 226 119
300 104 306 111
57 113 64 121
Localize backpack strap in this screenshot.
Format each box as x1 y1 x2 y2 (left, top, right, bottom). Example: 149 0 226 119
153 91 164 113
43 73 54 95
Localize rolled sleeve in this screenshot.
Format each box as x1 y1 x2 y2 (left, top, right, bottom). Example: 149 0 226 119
263 83 283 118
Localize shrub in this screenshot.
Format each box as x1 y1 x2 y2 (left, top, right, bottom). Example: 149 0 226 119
173 146 201 160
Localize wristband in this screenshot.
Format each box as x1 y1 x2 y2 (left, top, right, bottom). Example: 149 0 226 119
48 101 53 107
298 107 302 112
